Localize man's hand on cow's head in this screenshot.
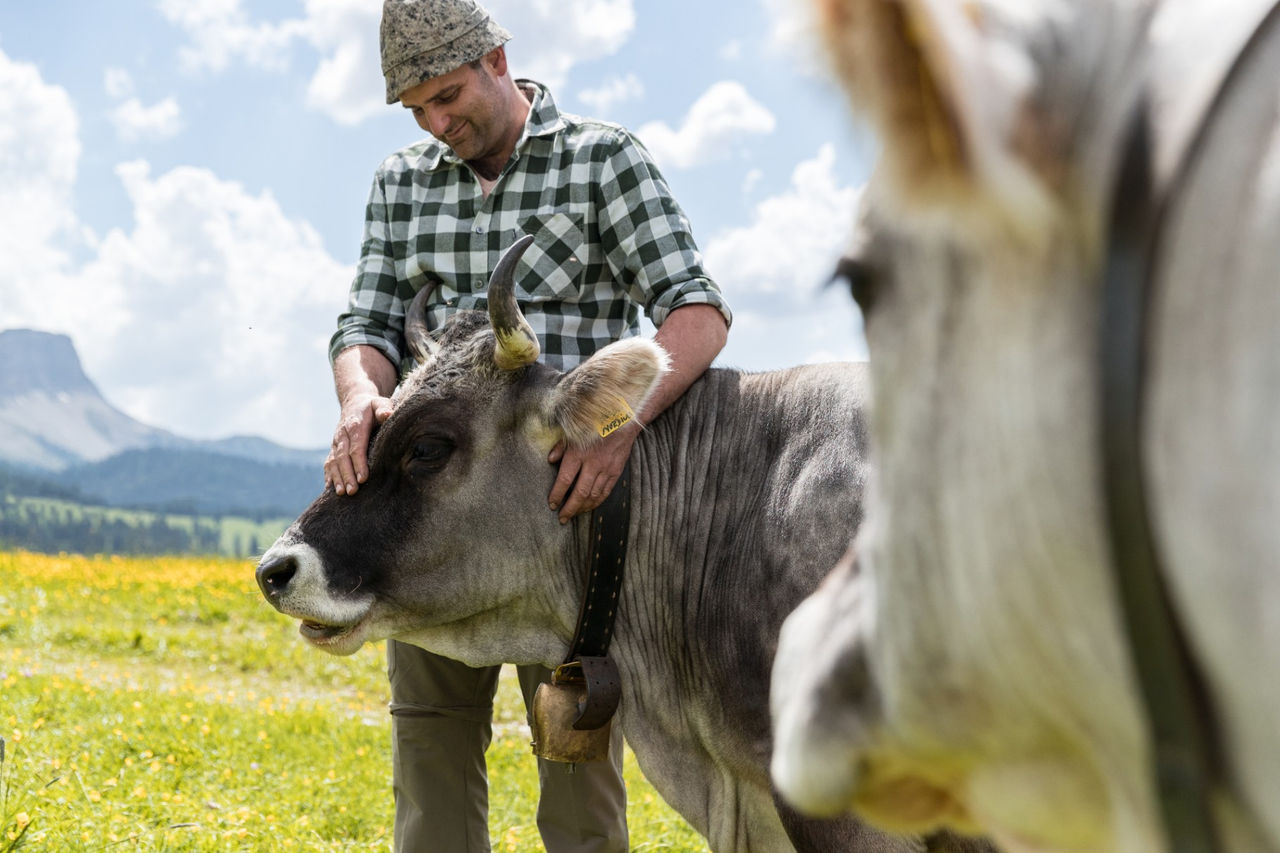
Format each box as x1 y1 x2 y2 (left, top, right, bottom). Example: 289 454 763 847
548 427 638 523
325 392 395 496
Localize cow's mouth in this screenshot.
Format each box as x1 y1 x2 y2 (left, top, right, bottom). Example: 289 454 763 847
300 619 355 643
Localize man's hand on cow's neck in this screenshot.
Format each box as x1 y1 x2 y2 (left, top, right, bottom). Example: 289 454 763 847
547 427 638 524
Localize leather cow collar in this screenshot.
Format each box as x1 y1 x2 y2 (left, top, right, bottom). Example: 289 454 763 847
552 458 632 732
1099 3 1280 849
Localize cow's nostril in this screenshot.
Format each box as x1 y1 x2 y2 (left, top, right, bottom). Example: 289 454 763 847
256 554 298 598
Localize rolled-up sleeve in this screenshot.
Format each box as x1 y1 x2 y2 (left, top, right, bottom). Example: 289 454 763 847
328 168 407 367
594 132 732 331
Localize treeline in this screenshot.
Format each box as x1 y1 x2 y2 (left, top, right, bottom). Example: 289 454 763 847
0 495 283 557
0 501 226 555
0 464 85 502
0 462 295 557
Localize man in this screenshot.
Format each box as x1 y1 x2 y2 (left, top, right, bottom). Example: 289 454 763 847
323 1 732 851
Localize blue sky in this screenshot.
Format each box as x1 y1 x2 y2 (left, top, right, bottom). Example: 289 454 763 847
0 0 873 450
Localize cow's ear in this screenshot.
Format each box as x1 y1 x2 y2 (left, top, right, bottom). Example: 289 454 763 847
547 338 671 449
814 0 1055 223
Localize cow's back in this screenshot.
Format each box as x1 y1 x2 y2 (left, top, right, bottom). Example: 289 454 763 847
676 363 870 746
618 362 880 850
627 361 872 742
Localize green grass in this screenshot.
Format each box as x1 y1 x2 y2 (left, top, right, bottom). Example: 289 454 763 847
0 552 707 851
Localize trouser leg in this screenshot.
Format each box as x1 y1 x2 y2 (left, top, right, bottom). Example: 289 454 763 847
389 639 501 853
517 663 629 853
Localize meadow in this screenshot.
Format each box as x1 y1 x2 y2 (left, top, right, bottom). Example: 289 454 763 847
0 551 707 851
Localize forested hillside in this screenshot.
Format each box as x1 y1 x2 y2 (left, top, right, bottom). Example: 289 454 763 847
0 467 290 556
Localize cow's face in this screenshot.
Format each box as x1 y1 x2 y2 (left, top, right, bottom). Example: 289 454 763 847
257 239 668 663
774 0 1142 837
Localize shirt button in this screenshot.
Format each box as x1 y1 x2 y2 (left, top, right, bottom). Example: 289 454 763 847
474 225 484 234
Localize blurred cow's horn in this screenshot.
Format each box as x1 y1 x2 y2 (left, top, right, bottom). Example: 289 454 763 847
406 283 442 365
488 235 540 370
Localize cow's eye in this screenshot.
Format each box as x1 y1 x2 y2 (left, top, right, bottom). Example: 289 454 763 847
408 438 454 474
831 254 879 317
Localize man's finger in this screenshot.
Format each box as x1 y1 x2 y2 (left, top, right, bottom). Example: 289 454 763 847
559 472 616 524
333 453 359 495
331 426 365 495
548 452 581 512
349 428 371 486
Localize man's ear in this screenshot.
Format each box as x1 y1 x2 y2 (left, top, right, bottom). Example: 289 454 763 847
813 0 1054 222
545 338 671 449
485 45 507 78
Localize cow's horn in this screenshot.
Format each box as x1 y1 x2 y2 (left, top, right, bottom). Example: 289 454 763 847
488 234 540 370
405 282 442 365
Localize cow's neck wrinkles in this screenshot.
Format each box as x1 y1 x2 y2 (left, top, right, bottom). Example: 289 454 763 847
584 364 872 850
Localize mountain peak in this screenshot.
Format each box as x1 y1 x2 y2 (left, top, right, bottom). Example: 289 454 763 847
0 327 326 475
0 329 101 400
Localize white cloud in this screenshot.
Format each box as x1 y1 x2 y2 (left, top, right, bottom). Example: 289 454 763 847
109 97 183 142
636 81 775 170
76 162 349 447
760 0 823 72
104 67 134 98
717 293 867 371
577 73 643 116
157 0 638 125
0 49 83 323
492 0 635 87
299 0 385 126
704 144 861 312
156 0 306 73
0 48 345 448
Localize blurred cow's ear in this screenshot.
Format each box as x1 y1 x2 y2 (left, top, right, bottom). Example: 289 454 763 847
814 0 1055 223
547 338 671 449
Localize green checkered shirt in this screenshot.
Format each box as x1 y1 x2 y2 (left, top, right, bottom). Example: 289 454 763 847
330 80 731 373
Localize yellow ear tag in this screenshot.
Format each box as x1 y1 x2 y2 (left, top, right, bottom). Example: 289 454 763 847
598 408 632 438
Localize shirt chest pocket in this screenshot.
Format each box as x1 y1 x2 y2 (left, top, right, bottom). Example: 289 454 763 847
515 212 587 302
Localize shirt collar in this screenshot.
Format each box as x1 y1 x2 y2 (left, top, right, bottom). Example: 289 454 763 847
421 78 566 171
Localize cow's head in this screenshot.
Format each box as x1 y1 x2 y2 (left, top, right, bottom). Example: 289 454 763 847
774 0 1146 839
256 236 669 665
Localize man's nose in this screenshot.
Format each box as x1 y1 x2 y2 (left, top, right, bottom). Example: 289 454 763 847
425 107 451 138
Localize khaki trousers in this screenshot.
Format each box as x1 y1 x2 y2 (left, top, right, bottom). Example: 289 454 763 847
388 640 628 853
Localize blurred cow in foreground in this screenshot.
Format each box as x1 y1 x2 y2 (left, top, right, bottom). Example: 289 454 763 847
770 1 1280 851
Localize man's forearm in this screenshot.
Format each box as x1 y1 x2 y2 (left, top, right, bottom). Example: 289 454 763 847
640 303 729 424
333 344 399 404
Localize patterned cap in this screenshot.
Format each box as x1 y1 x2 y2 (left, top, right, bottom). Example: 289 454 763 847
380 0 512 104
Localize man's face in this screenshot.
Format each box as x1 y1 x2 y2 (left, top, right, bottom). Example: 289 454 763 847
399 52 508 163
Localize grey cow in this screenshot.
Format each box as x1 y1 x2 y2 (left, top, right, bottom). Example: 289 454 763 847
256 242 990 853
